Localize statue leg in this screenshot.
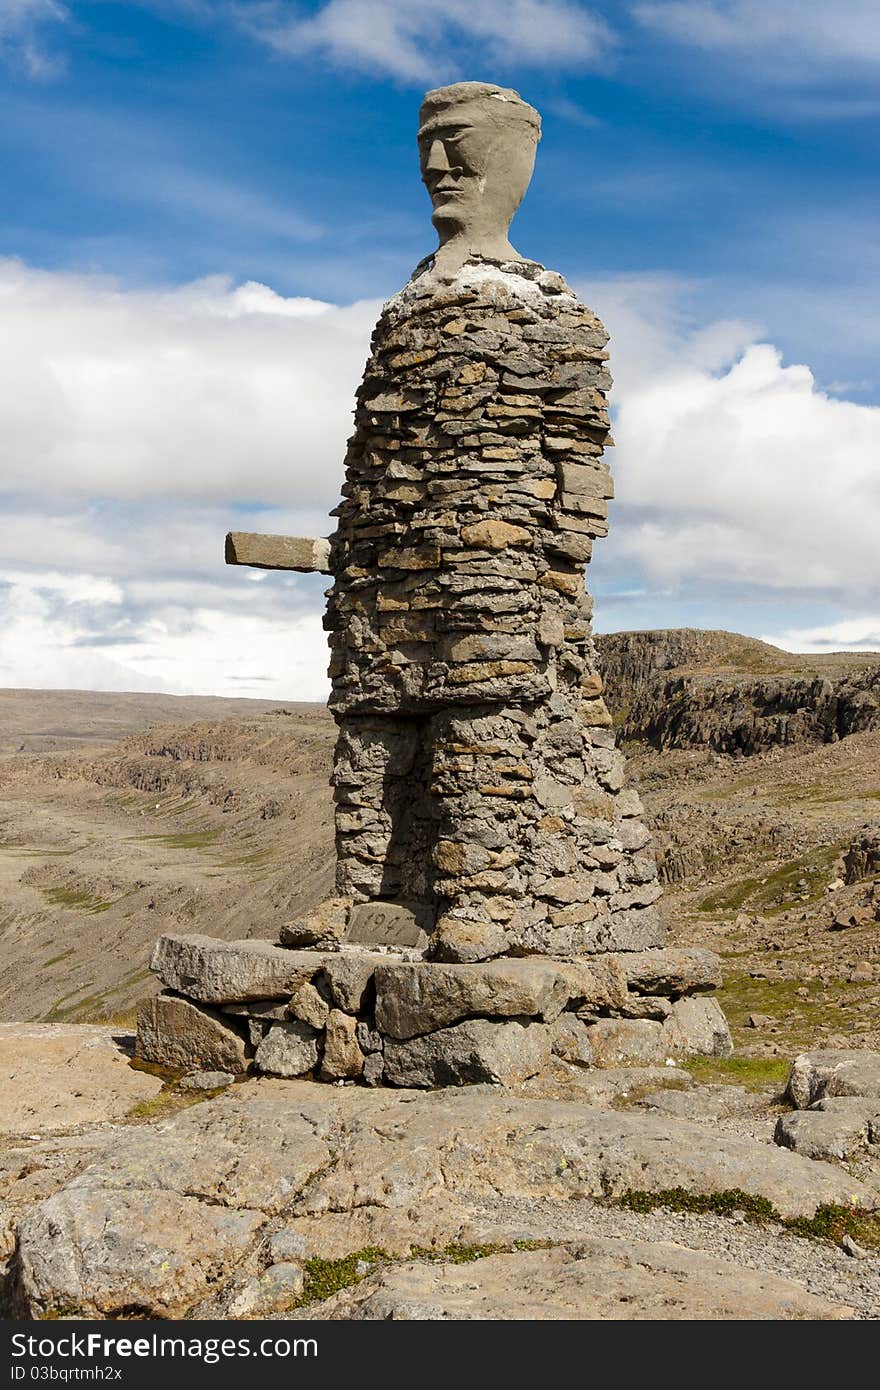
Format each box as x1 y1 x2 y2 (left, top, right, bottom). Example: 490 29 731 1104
332 715 438 923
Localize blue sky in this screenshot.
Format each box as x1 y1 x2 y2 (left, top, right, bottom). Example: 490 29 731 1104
1 1 879 696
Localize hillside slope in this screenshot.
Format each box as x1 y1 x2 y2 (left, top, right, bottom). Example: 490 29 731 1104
0 704 336 1022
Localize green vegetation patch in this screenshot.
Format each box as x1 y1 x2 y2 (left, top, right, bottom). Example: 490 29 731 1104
42 948 75 969
153 797 198 818
44 981 133 1023
297 1248 390 1306
411 1239 549 1264
682 1054 791 1092
771 783 880 809
619 1188 880 1252
42 887 116 914
125 1087 226 1122
787 1206 880 1250
293 1239 553 1310
218 847 277 868
716 970 863 1053
129 1057 185 1084
621 1187 777 1221
135 828 222 850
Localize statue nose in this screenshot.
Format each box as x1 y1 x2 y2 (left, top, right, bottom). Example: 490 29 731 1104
426 138 451 174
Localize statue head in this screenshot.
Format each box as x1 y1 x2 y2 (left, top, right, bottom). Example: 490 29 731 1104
418 81 541 277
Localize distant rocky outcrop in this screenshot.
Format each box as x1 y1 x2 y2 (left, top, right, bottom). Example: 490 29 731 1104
844 832 880 886
597 630 880 755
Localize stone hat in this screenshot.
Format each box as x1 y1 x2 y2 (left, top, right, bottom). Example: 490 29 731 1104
419 81 541 138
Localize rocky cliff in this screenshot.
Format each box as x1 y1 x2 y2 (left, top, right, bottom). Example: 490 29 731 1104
596 630 880 755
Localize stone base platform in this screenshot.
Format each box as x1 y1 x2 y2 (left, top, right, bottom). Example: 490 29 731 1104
136 924 731 1088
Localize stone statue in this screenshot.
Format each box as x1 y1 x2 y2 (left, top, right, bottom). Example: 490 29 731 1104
191 82 730 1087
417 81 541 279
322 82 663 964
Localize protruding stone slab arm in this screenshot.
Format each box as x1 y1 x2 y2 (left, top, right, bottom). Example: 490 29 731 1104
225 531 332 574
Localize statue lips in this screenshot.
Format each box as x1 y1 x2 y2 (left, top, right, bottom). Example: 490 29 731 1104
431 181 466 212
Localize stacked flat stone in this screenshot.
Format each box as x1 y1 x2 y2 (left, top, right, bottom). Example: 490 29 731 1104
136 256 732 1087
326 257 662 956
137 932 730 1087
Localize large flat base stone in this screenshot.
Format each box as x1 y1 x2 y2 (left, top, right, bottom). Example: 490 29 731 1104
150 933 325 1004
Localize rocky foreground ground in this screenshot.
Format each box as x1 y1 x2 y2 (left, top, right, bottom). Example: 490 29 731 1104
2 1024 880 1320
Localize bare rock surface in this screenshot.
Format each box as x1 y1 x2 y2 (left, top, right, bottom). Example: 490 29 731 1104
0 1024 161 1136
8 1078 878 1318
9 1090 333 1318
309 1237 854 1321
0 1131 122 1263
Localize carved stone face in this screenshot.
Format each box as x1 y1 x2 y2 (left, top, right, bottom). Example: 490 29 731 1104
418 82 541 276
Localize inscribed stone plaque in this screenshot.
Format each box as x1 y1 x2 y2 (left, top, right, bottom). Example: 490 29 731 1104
345 902 427 948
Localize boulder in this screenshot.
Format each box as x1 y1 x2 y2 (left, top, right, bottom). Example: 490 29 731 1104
774 1097 880 1162
786 1050 880 1109
179 1071 235 1093
665 997 733 1058
136 993 250 1073
279 897 350 948
288 981 331 1030
320 951 389 1013
150 933 325 1003
429 916 509 963
374 959 573 1040
551 1014 595 1066
616 947 723 997
321 1011 365 1080
579 1017 670 1067
558 956 628 1010
383 1019 552 1087
254 1022 320 1078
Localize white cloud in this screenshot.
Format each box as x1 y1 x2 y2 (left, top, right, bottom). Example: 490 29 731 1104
0 0 67 77
765 618 880 654
633 1 880 78
241 0 611 81
0 568 331 697
580 274 880 606
0 259 374 697
0 259 378 504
